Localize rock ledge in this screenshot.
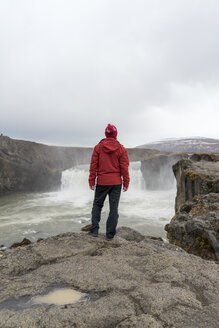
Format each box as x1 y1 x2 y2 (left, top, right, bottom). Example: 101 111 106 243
0 227 218 328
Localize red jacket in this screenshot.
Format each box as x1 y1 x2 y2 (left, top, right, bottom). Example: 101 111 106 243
89 138 130 188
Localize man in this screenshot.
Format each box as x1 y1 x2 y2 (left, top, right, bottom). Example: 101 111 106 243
88 124 130 240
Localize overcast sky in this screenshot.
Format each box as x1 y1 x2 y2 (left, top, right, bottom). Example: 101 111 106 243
0 0 219 147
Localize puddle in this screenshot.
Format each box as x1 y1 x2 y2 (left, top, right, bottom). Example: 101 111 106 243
0 295 31 310
0 288 87 310
32 288 85 305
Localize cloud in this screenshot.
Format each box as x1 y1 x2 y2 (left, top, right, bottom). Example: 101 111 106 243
0 0 219 147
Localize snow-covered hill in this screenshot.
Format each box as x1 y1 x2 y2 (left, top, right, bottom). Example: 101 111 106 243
137 137 219 153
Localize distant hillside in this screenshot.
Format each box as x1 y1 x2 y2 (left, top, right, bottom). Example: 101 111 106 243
137 137 219 153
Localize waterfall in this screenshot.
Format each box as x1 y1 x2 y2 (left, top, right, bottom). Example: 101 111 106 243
61 161 145 191
61 164 90 191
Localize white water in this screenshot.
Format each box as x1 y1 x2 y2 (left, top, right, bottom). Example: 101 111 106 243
0 162 176 247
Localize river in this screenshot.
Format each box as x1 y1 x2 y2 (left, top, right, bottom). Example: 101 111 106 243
0 162 176 247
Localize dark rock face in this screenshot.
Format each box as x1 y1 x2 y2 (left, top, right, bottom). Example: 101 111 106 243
141 153 185 190
0 227 218 327
0 136 93 195
165 156 219 261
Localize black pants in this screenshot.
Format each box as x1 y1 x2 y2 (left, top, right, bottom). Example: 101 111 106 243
89 184 122 238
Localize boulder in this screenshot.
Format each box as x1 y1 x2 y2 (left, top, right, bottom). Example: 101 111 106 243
10 238 32 248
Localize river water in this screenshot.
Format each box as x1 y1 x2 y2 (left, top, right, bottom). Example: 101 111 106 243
0 162 176 247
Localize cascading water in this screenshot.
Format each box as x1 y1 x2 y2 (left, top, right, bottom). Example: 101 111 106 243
60 164 93 207
0 161 176 247
61 164 90 192
61 162 145 193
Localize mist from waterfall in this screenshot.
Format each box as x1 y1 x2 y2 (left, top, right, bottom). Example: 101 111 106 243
60 161 176 237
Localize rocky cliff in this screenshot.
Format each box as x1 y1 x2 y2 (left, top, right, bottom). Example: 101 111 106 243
0 136 93 194
0 227 218 328
165 154 219 261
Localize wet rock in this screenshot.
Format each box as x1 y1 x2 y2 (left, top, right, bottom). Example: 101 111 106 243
10 238 32 248
36 238 44 243
0 227 218 327
81 224 91 231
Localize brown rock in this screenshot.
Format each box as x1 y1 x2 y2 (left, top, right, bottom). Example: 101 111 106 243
81 224 91 231
10 238 32 249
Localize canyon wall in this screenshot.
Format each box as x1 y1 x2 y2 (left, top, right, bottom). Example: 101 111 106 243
0 136 92 194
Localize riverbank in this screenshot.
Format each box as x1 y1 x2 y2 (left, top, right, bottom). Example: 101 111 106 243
0 227 218 328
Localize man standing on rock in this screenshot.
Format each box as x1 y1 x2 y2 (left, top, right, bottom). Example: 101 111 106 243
88 124 130 240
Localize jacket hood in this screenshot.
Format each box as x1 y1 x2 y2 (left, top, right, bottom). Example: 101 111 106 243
100 138 120 153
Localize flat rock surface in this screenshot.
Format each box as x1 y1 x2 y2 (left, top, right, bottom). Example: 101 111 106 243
188 160 219 176
0 227 219 328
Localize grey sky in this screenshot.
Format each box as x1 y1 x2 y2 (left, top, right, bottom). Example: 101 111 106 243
0 0 219 147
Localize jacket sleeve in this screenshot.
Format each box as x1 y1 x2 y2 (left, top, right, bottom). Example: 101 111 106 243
119 147 130 188
89 145 99 187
